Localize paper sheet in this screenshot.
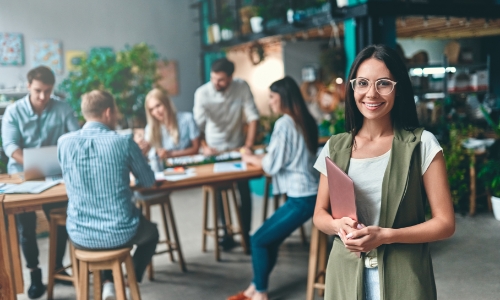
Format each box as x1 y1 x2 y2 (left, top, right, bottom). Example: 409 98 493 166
213 161 247 173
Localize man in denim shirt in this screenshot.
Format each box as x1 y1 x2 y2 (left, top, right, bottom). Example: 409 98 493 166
58 90 158 299
1 66 79 299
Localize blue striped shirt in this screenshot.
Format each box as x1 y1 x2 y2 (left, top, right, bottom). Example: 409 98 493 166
58 121 155 249
1 94 79 174
261 114 319 197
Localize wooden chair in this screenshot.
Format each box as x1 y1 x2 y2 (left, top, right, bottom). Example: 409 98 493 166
306 225 328 300
135 192 186 280
75 247 141 300
202 182 248 261
262 175 307 244
47 207 79 300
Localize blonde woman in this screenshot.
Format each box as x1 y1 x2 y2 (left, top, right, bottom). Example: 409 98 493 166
140 88 200 165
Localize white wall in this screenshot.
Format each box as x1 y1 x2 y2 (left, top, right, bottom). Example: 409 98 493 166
0 0 200 111
227 46 285 116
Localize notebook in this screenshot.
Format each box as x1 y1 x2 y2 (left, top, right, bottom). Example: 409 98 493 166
325 156 360 258
0 180 61 194
325 157 357 221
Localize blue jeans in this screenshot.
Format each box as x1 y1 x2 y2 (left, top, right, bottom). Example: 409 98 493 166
364 267 380 300
251 195 316 292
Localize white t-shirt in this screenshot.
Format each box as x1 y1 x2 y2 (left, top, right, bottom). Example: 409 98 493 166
313 130 442 226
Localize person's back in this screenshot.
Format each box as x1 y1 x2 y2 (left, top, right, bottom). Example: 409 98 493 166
59 122 153 248
58 90 158 298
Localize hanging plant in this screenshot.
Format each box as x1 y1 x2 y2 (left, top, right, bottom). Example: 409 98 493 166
249 42 265 65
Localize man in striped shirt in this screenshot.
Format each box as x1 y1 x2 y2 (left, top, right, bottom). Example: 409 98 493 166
58 90 159 299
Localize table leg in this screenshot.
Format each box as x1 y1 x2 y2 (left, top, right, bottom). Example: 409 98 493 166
7 214 23 294
0 195 16 299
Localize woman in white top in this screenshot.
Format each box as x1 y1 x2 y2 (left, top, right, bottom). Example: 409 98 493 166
228 76 319 300
313 45 455 300
139 88 200 167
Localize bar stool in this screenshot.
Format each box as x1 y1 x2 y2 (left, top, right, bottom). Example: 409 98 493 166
47 207 79 300
75 247 141 300
201 182 248 261
306 225 328 300
262 175 307 244
135 192 186 280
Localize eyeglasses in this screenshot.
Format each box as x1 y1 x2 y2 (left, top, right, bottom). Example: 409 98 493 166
349 78 397 96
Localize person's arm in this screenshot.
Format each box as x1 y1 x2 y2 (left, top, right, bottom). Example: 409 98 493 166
128 137 155 188
241 82 259 150
1 107 23 165
158 137 200 158
244 120 258 149
343 152 455 252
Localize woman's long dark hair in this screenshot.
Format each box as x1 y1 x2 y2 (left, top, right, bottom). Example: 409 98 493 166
345 44 419 135
270 76 318 153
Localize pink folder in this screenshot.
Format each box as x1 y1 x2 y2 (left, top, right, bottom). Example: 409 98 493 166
325 157 360 258
325 157 357 221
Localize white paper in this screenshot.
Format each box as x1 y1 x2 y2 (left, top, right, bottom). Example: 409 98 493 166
155 168 196 181
213 161 247 173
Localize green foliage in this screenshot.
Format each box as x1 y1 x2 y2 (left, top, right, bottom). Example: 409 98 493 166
443 124 477 211
479 159 500 197
59 43 160 124
320 104 346 136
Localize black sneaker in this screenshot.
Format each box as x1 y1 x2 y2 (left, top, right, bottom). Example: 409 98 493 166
27 268 46 299
219 237 238 251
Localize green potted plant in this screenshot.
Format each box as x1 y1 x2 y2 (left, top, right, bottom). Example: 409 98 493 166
59 43 160 127
478 106 500 220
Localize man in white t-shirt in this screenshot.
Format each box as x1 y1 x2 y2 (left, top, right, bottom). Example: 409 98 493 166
193 58 260 251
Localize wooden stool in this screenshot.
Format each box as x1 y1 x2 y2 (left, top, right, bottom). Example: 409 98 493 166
202 182 249 261
306 225 328 300
262 175 307 244
47 207 79 300
75 248 141 300
136 192 186 280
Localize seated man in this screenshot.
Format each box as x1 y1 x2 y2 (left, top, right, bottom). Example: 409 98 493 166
1 66 79 299
58 90 159 299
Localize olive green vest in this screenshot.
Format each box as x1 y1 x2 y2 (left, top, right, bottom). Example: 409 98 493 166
325 127 436 300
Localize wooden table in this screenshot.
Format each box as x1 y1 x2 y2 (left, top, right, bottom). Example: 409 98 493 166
0 164 263 298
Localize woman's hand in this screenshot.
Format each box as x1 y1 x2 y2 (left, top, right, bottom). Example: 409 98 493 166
342 226 390 253
156 148 171 160
241 153 264 168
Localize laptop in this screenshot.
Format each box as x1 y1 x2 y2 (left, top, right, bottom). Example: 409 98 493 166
23 146 62 180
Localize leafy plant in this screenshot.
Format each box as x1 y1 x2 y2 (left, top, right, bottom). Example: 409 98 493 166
59 43 160 126
443 124 477 212
479 158 500 197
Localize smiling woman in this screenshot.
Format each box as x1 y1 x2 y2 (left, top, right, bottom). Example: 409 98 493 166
313 45 455 300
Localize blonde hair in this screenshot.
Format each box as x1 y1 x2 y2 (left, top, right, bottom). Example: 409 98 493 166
145 88 179 147
81 90 116 119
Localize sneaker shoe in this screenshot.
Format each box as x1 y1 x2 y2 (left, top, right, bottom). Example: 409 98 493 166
102 282 116 300
27 268 46 299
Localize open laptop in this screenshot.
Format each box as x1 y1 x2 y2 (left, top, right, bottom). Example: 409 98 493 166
23 146 62 180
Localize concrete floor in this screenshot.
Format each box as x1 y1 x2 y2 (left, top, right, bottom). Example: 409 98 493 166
17 187 500 300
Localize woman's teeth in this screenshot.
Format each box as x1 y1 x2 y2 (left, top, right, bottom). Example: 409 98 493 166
365 103 383 108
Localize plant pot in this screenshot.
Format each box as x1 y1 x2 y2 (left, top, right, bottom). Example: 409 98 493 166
221 29 233 41
250 16 263 33
492 196 500 221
